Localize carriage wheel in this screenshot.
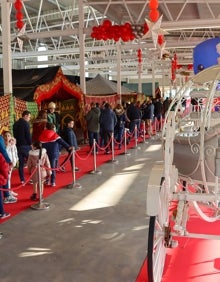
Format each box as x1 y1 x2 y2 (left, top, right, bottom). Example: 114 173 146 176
147 177 171 282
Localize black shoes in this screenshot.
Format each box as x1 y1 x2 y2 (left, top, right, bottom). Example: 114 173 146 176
30 193 37 201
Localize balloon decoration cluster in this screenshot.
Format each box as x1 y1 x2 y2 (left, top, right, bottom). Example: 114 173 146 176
148 0 160 22
14 0 24 29
91 19 149 42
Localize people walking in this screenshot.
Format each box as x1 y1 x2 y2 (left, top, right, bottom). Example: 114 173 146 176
114 103 128 149
85 102 100 152
3 131 18 197
126 102 142 142
13 110 32 184
0 134 16 204
153 97 163 132
99 103 117 154
47 102 61 134
27 141 51 201
142 98 154 136
61 118 80 171
39 122 73 186
32 110 48 142
0 152 11 219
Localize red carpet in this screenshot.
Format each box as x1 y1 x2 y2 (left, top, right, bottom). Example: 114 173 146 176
136 204 220 282
0 140 138 223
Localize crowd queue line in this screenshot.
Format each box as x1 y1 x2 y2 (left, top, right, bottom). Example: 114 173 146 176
0 97 168 219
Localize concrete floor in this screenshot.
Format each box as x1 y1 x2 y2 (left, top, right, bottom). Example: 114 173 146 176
0 139 163 282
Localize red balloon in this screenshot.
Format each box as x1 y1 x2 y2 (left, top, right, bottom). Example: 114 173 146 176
130 34 135 41
149 9 160 22
124 22 131 29
102 34 108 41
91 32 96 38
148 0 159 10
16 11 23 21
16 20 24 29
103 19 112 28
14 0 22 10
121 34 130 42
92 26 98 33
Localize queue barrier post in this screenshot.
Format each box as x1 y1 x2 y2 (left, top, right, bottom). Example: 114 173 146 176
108 133 118 164
67 149 82 189
90 139 102 175
31 143 50 210
123 128 131 155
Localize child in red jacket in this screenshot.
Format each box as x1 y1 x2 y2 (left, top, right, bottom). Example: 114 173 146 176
0 152 10 219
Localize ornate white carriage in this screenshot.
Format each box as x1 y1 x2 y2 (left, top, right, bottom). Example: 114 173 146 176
146 65 220 282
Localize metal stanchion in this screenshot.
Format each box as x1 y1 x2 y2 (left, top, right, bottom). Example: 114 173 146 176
153 118 161 140
135 125 138 147
90 139 102 174
67 149 82 189
108 133 118 163
31 144 50 210
143 121 149 143
131 124 140 149
123 128 130 155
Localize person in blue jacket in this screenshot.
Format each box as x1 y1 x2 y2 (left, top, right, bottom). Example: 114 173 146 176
0 135 16 204
99 103 117 154
39 122 73 186
61 118 80 171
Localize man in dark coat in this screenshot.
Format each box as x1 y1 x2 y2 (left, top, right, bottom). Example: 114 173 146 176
13 110 32 184
126 102 142 141
99 103 117 154
86 102 100 152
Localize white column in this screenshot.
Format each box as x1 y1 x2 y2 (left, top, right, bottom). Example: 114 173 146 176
116 42 122 104
161 63 165 97
152 63 155 97
78 0 86 94
1 0 12 94
138 64 142 94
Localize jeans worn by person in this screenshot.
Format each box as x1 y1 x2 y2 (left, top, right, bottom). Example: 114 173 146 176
17 145 32 183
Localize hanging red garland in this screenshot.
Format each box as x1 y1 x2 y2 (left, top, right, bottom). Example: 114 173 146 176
157 34 164 46
149 9 160 22
137 48 142 63
148 0 160 22
14 0 24 29
14 0 22 10
148 0 159 10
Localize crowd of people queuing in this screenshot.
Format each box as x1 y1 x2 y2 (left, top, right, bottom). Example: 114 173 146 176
0 96 171 219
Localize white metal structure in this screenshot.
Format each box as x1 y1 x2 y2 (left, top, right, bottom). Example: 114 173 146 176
0 0 219 81
146 65 220 282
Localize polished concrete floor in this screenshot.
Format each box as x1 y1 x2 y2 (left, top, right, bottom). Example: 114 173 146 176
0 139 163 282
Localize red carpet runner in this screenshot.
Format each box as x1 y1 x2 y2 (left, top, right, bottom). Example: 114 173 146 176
136 205 220 282
2 140 220 281
1 143 135 223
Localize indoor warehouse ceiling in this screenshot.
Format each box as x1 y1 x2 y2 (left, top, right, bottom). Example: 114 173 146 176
0 0 220 81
